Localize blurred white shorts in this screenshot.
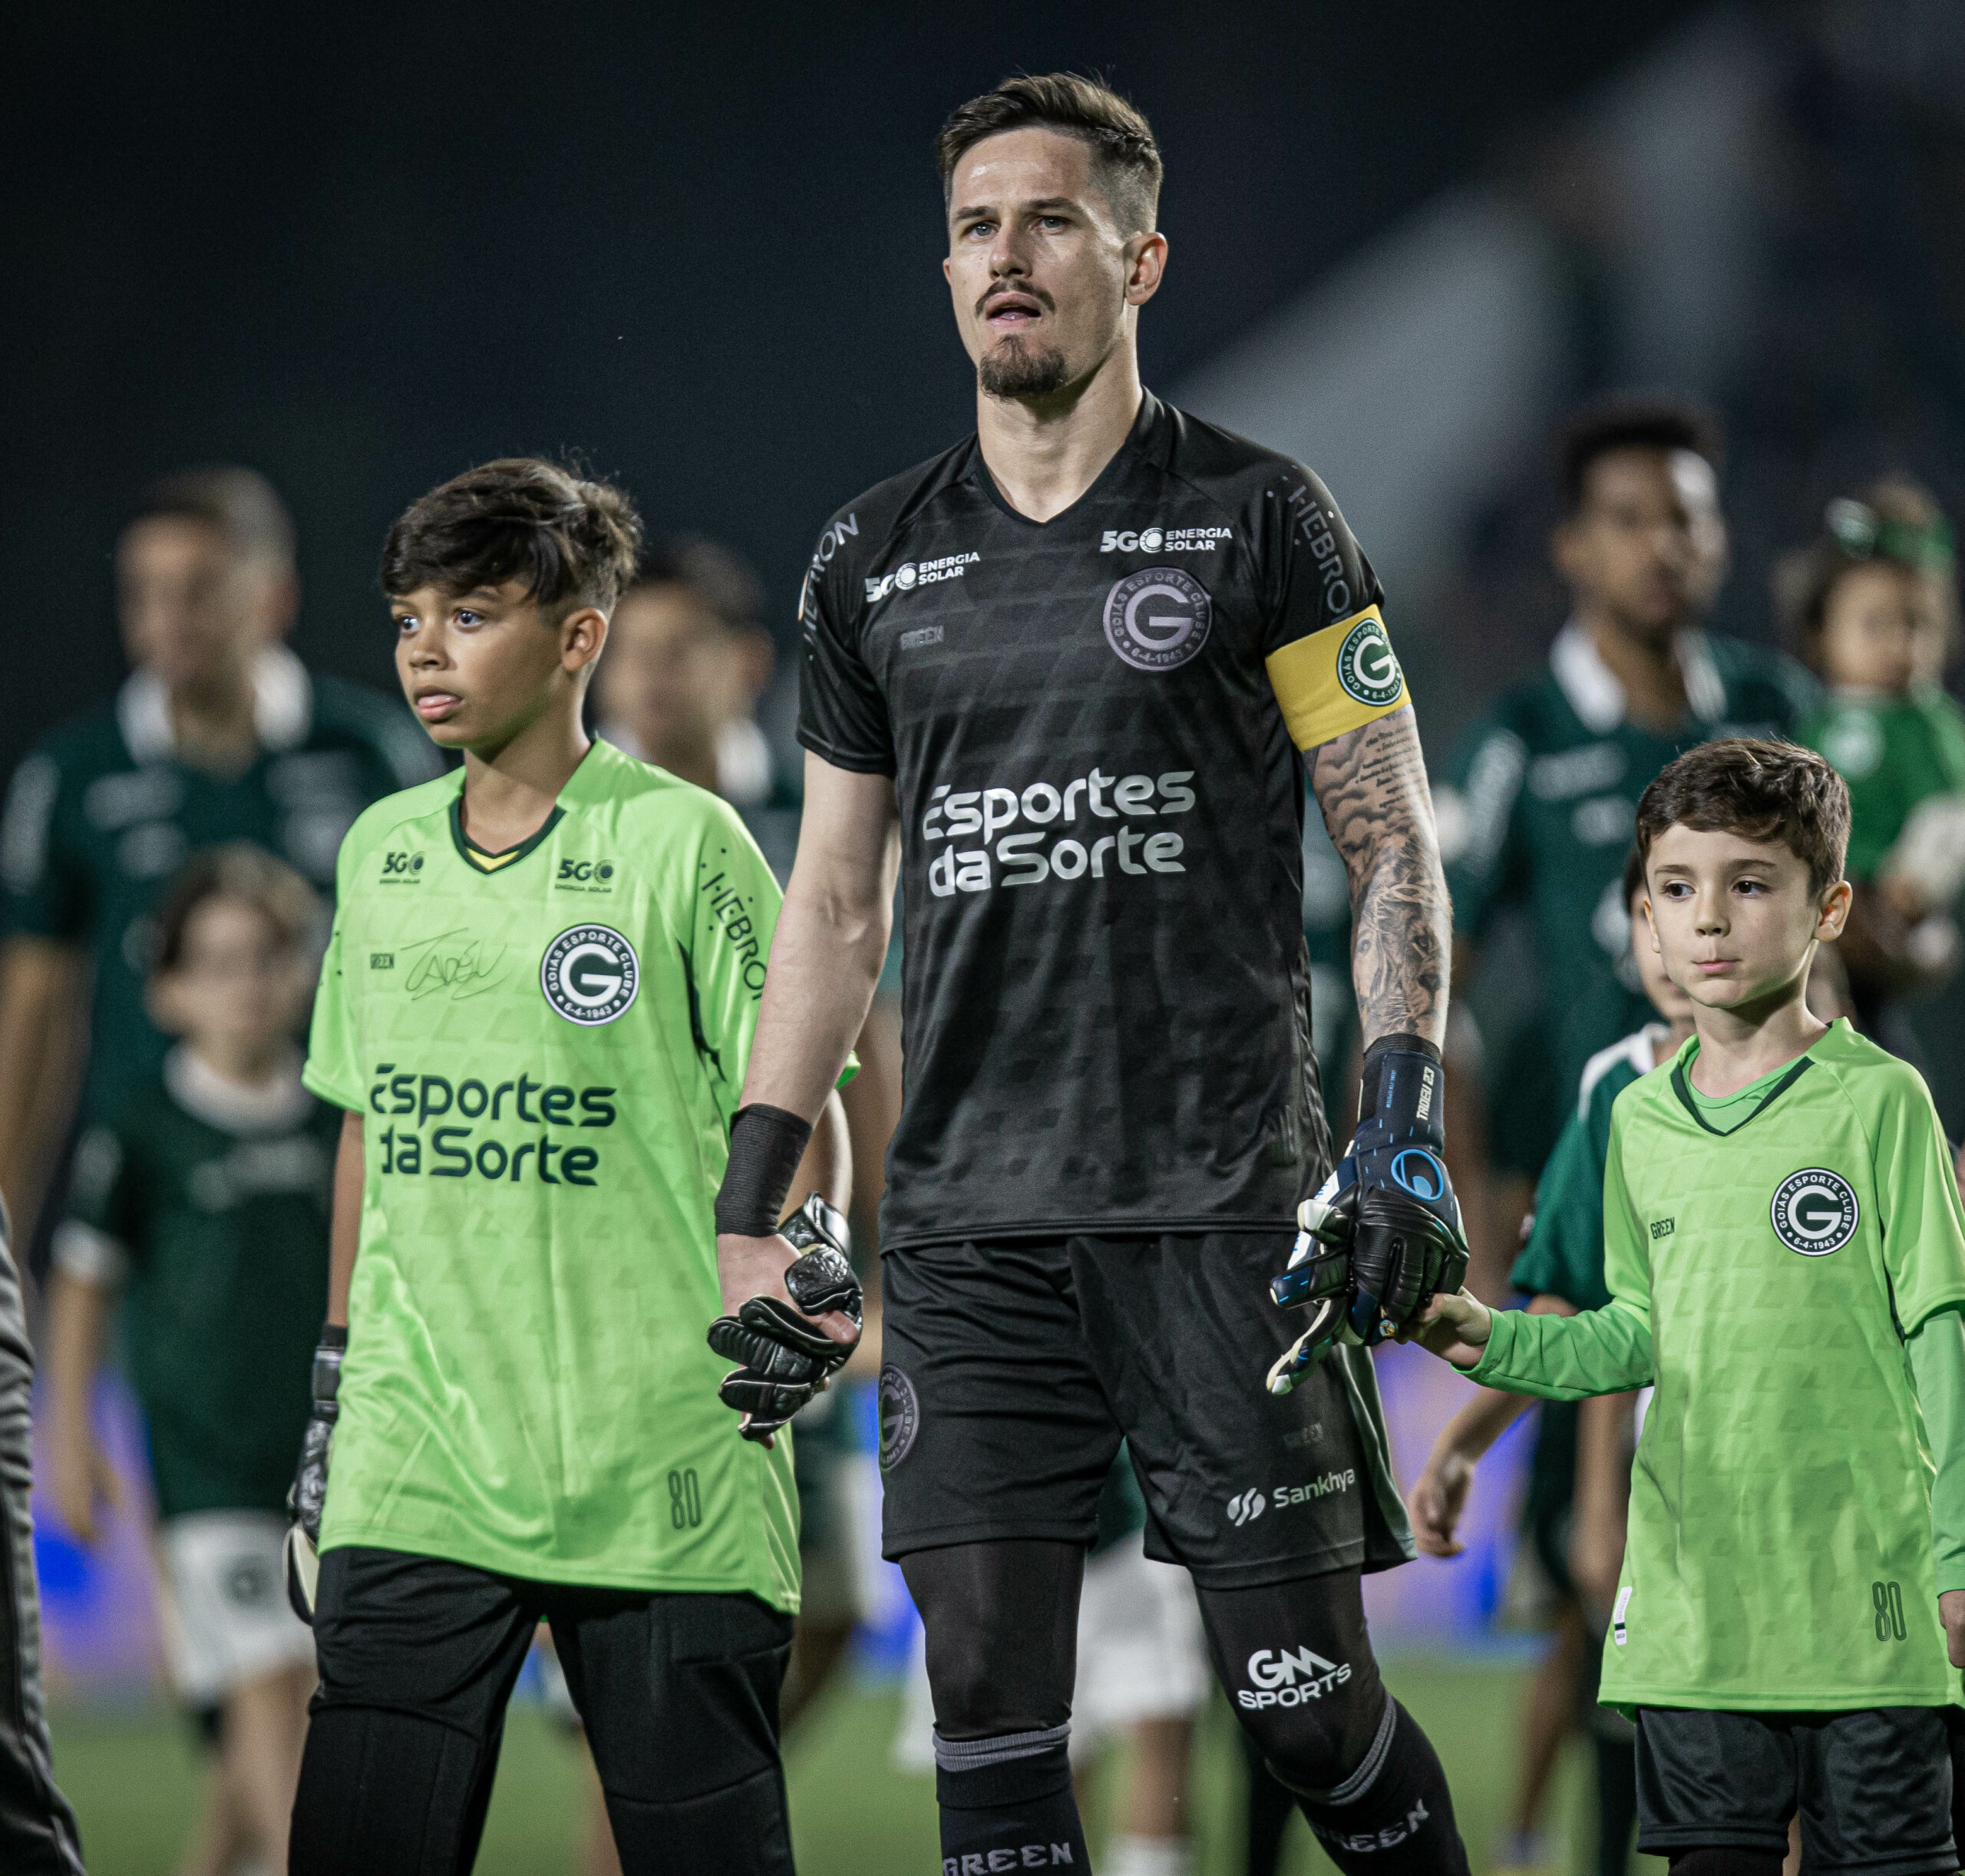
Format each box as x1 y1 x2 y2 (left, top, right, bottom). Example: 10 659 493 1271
154 1510 315 1706
1072 1534 1210 1749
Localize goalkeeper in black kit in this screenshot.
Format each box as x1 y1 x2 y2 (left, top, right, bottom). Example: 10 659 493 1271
706 74 1470 1875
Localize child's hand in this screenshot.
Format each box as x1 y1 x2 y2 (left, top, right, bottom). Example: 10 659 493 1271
1406 1449 1475 1557
48 1421 121 1548
1409 1288 1493 1369
1942 1590 1965 1670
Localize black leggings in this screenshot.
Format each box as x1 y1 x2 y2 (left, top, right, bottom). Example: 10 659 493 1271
902 1538 1387 1792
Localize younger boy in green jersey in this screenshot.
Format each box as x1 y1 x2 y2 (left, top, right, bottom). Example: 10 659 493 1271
44 845 332 1873
286 461 855 1876
1422 738 1965 1874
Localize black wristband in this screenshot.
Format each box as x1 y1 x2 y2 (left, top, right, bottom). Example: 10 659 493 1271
319 1323 348 1351
1358 1032 1444 1128
715 1105 814 1237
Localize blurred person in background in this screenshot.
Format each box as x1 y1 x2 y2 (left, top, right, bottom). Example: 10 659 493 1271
42 847 332 1876
0 1218 84 1873
0 467 435 1262
1786 481 1965 1038
1435 400 1816 1290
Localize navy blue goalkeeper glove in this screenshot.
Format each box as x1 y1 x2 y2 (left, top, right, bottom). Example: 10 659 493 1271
1267 1035 1468 1394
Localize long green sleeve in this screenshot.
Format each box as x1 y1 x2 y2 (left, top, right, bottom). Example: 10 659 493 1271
1468 1296 1655 1400
1907 1306 1965 1597
1469 1111 1656 1400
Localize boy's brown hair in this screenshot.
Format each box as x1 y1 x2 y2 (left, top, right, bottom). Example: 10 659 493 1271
1635 739 1850 897
152 844 322 976
935 74 1161 235
381 458 642 618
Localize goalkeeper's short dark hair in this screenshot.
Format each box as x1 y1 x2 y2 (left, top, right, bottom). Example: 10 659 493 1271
381 458 643 618
1635 739 1850 897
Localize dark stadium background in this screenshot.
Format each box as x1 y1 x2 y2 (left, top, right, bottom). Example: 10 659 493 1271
4 0 1704 776
8 5 1965 1871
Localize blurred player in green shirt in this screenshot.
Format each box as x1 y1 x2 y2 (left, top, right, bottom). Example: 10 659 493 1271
0 468 434 1250
1423 739 1965 1871
43 846 334 1874
1436 403 1815 1283
286 461 853 1876
1785 480 1965 1029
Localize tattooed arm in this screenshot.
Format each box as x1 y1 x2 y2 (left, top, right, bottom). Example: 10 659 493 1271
1310 705 1450 1049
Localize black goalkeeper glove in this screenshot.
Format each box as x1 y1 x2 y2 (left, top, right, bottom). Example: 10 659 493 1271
1267 1035 1468 1395
284 1324 345 1623
707 1194 862 1445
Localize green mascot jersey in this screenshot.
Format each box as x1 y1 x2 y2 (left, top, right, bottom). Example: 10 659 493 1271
305 738 810 1607
1802 684 1965 884
1472 1020 1965 1710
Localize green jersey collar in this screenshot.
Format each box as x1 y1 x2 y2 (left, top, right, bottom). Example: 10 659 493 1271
1669 1036 1824 1137
447 738 639 873
448 795 563 874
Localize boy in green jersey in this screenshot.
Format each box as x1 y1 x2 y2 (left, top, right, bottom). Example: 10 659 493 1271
44 845 333 1874
1785 481 1965 1022
286 461 855 1876
1422 738 1965 1873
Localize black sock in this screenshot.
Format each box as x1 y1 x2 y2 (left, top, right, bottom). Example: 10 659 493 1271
1594 1734 1638 1876
933 1724 1089 1874
1294 1699 1469 1876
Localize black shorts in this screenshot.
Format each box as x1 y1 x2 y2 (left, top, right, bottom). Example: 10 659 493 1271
876 1230 1413 1590
1635 1705 1955 1874
306 1546 794 1871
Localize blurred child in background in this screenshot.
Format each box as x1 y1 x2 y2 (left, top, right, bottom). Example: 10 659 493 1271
42 847 334 1876
1788 479 1965 1028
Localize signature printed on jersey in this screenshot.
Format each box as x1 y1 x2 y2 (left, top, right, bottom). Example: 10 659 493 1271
399 928 508 1001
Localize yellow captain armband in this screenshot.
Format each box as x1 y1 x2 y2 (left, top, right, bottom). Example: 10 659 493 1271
1264 606 1409 751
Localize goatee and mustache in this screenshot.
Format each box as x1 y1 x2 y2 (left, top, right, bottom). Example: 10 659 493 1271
975 285 1070 399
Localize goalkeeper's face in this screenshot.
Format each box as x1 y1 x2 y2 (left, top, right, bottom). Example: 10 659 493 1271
1642 825 1851 1019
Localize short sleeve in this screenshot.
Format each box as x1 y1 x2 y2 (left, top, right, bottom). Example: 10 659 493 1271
0 747 89 943
1257 466 1404 751
52 1119 140 1285
1510 1106 1613 1311
1435 716 1528 940
689 803 788 1127
303 837 368 1113
796 526 894 777
1871 1068 1965 1336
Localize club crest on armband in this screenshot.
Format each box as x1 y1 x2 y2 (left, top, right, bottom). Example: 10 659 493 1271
1335 614 1402 708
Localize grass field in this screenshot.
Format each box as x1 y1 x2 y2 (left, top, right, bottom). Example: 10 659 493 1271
49 1652 1662 1874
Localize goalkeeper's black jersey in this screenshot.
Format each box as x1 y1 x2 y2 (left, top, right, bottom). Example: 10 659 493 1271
798 393 1409 1250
